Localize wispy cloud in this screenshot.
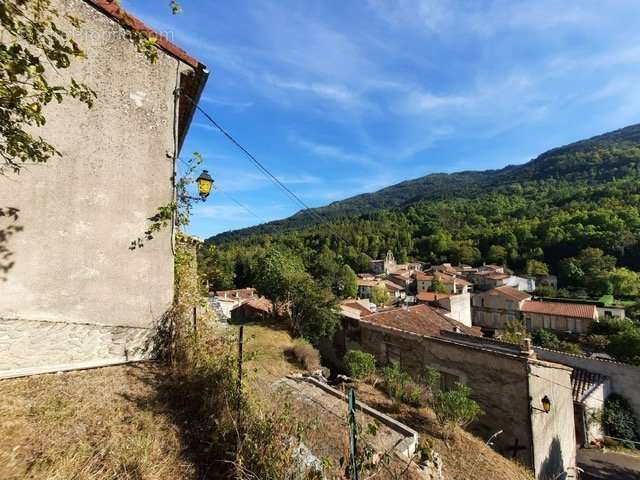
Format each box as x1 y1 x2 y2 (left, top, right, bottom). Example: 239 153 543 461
265 75 356 105
291 136 378 167
201 96 254 111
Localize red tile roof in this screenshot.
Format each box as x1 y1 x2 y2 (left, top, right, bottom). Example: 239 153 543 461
243 297 273 314
521 301 597 319
86 0 205 70
360 304 479 338
487 285 532 302
571 368 607 402
416 292 450 302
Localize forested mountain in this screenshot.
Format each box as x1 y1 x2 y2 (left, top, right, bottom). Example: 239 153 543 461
210 124 640 243
202 124 640 302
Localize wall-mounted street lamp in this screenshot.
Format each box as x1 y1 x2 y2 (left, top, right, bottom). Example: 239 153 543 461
531 395 552 414
196 170 214 199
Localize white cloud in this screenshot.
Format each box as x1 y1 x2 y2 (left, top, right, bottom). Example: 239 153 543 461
292 137 378 167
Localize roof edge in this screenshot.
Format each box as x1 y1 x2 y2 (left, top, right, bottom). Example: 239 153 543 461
84 0 206 71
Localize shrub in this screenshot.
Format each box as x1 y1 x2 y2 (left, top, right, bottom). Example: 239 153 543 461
532 329 561 349
288 338 322 371
602 394 640 449
498 320 527 344
590 317 634 336
432 383 483 442
606 327 640 366
344 350 377 381
582 334 610 351
381 364 428 407
559 341 583 355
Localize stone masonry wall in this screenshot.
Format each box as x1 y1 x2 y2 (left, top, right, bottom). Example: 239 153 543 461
0 319 152 377
357 325 536 468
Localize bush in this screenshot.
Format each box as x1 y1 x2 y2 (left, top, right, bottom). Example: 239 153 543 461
432 383 483 442
602 394 640 449
381 364 428 407
498 320 527 344
344 350 377 381
288 338 322 371
590 317 634 336
582 334 610 351
559 341 583 355
532 329 561 349
606 327 640 366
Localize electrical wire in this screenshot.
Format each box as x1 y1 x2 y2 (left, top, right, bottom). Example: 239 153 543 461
177 91 372 260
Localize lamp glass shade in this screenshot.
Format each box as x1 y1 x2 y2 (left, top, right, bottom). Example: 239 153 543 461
541 395 551 413
197 170 213 199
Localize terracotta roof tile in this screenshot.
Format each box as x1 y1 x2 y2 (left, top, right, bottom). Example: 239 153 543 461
360 304 479 338
521 301 597 319
416 292 450 302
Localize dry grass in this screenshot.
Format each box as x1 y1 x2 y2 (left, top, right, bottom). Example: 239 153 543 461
287 338 322 371
0 364 194 480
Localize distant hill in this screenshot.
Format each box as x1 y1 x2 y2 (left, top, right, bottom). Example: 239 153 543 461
209 123 640 244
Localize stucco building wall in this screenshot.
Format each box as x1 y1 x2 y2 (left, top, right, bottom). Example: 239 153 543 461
0 0 204 376
528 363 577 479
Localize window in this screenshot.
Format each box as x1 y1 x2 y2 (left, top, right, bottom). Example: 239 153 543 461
481 298 485 307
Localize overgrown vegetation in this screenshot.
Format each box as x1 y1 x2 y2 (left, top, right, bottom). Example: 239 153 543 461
344 350 377 381
432 384 485 444
287 338 322 371
160 241 319 479
602 394 640 449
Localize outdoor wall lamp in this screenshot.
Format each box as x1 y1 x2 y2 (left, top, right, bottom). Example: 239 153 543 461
196 170 214 199
531 395 552 414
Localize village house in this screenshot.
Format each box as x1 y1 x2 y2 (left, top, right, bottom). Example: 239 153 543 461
521 301 598 334
473 286 600 335
416 271 472 294
209 288 256 319
327 304 577 479
230 297 274 323
0 0 207 378
472 286 532 331
416 291 472 327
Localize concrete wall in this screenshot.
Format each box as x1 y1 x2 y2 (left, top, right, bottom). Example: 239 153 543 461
528 362 577 479
0 0 198 374
535 347 640 420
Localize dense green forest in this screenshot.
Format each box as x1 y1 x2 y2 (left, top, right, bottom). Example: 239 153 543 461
201 124 640 303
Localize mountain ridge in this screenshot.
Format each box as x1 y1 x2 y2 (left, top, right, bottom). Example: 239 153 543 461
208 123 640 244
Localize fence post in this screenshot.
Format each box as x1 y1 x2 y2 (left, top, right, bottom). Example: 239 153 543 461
348 388 359 480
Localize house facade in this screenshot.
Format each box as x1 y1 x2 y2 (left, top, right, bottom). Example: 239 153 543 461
473 287 600 334
0 0 207 377
521 301 598 334
416 272 471 295
472 286 532 330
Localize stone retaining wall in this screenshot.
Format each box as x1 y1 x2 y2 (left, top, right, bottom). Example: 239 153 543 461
0 318 152 378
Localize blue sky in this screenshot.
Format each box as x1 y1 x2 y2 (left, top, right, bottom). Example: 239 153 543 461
127 0 640 238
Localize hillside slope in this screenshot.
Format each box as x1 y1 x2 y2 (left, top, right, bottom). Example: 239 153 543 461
209 123 640 243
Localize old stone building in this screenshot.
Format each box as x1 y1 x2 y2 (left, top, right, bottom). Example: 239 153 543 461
0 0 207 377
330 305 577 479
472 286 600 335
